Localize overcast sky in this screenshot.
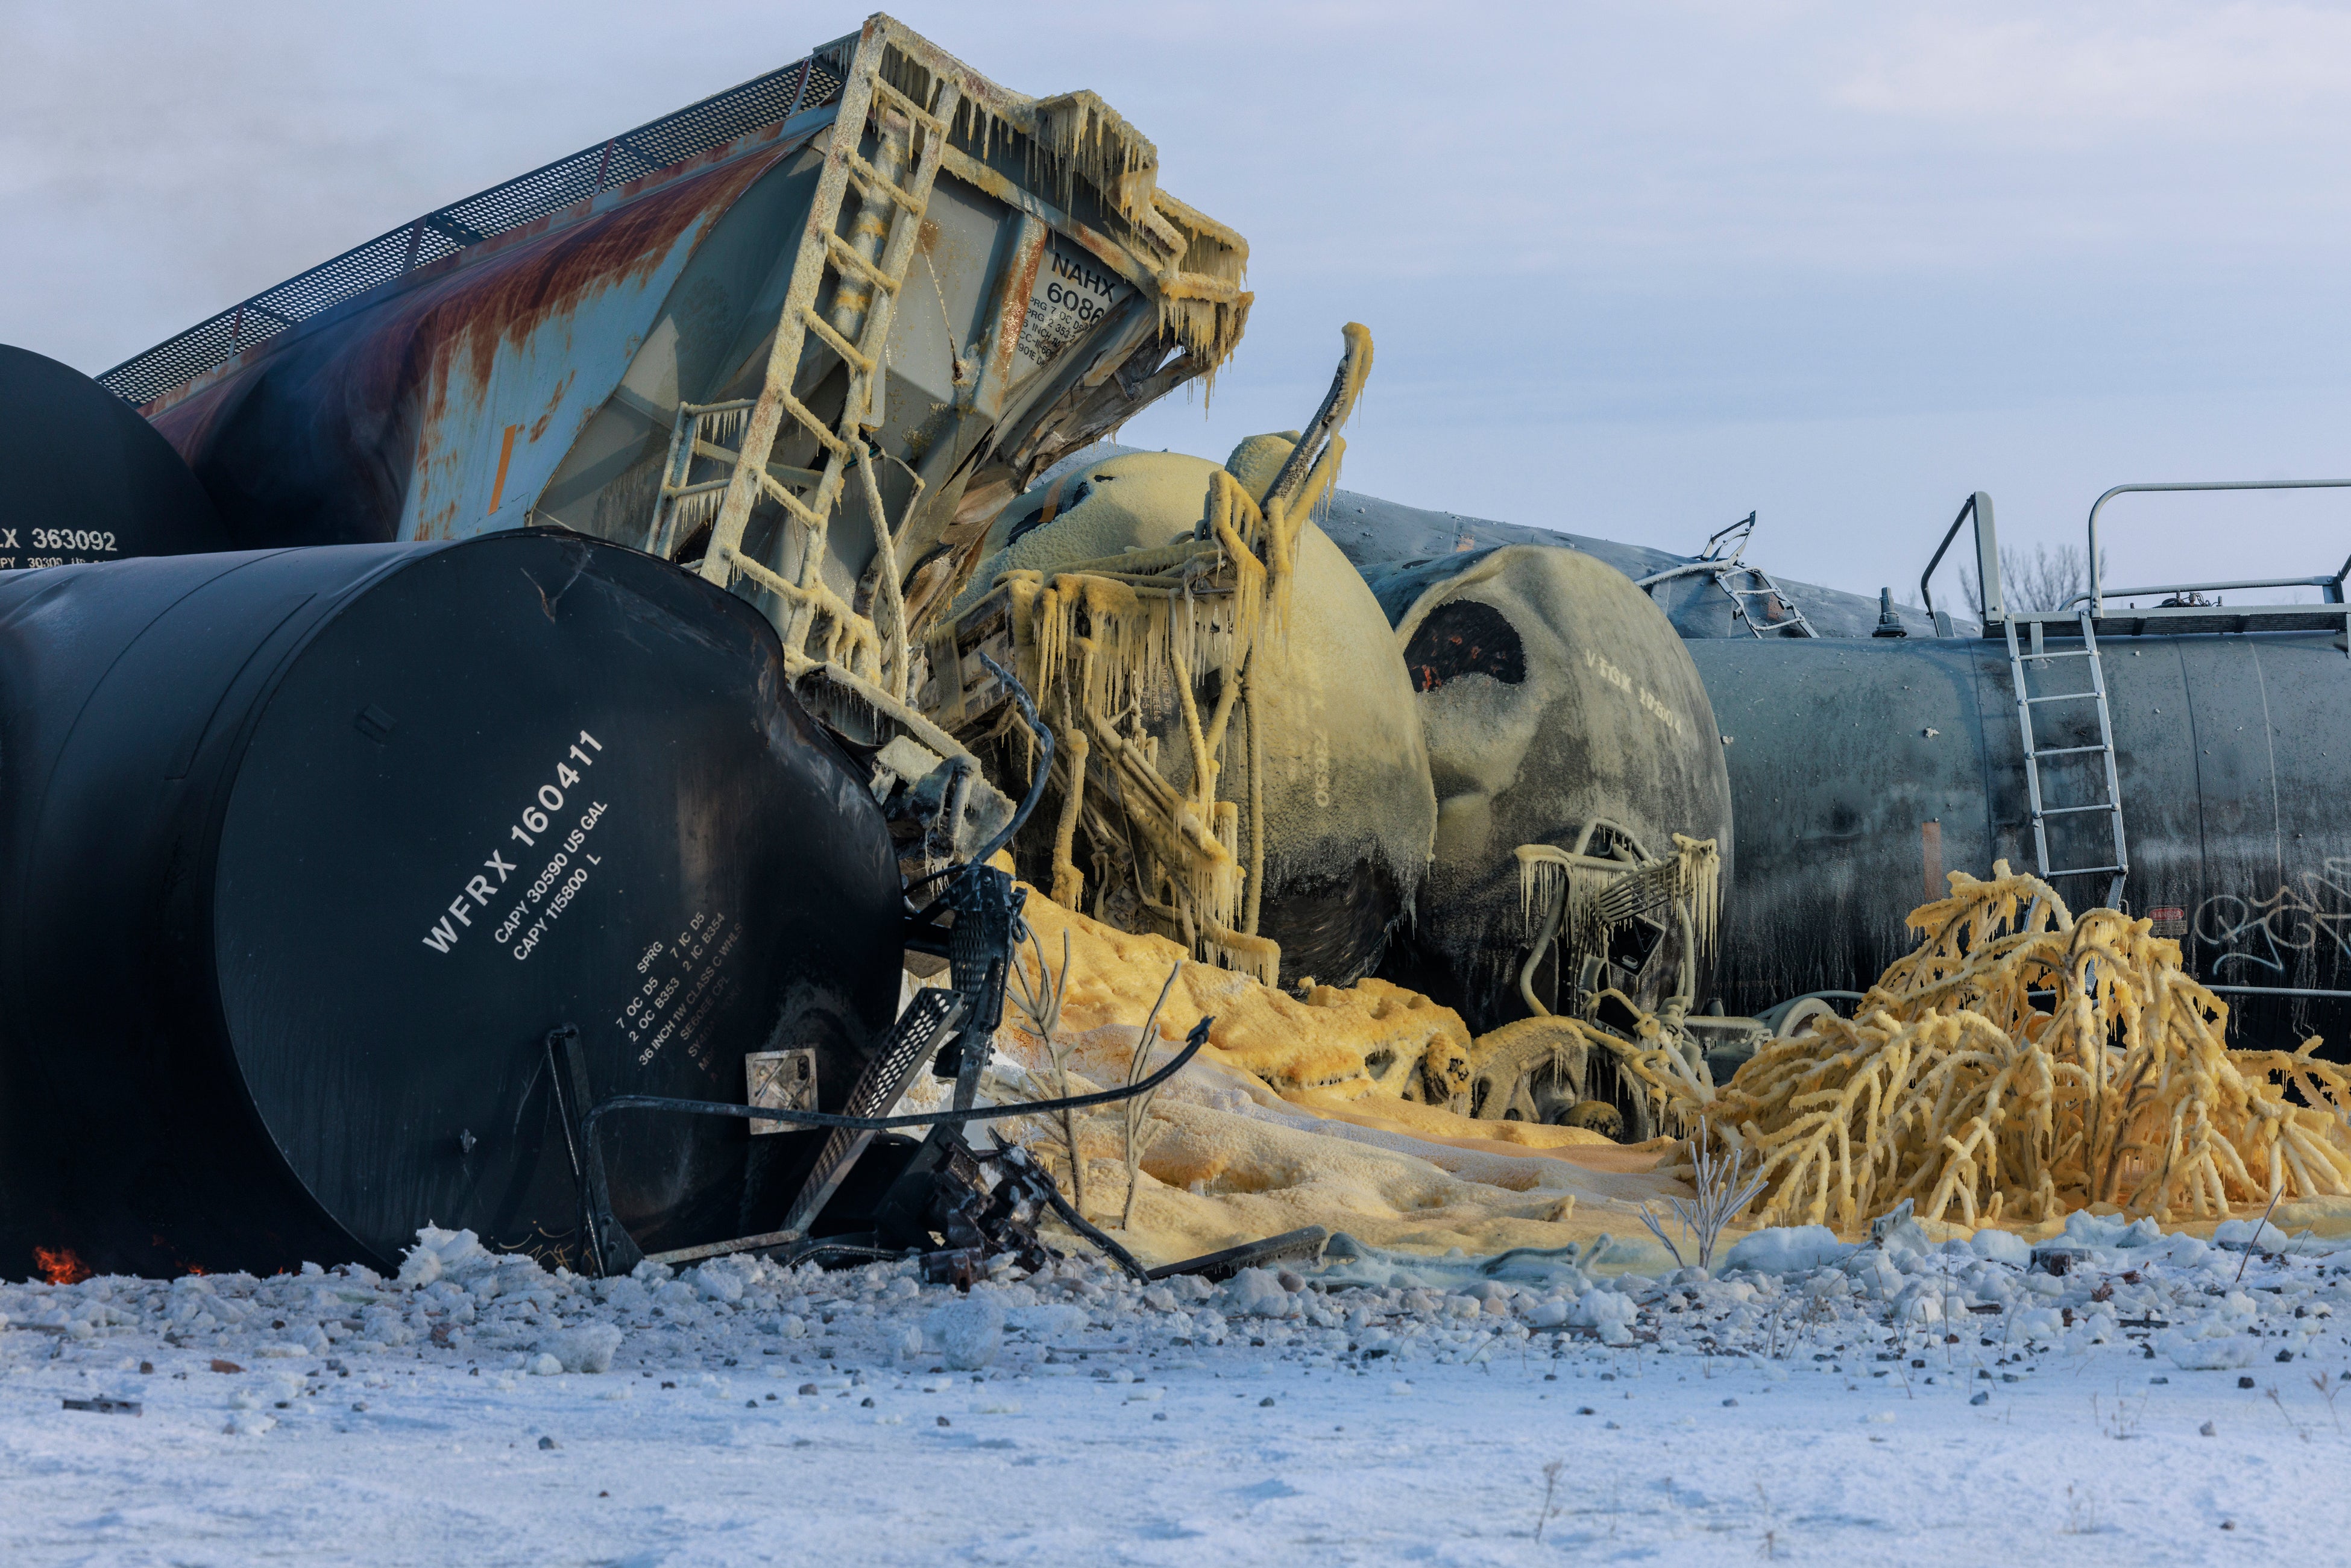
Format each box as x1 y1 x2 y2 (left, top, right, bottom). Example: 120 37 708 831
7 1 2350 603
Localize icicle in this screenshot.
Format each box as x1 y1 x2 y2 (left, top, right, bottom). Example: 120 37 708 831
1670 833 1723 962
1516 845 1571 945
1030 90 1159 227
702 407 747 447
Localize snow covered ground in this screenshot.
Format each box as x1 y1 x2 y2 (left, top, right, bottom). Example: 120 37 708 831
7 1212 2351 1566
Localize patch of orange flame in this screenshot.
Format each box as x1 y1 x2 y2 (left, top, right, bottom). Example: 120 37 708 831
33 1246 91 1286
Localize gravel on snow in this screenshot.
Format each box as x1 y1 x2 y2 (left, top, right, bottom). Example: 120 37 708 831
3 1209 2350 1565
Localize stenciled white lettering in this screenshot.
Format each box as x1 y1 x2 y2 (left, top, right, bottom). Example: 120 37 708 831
421 731 608 954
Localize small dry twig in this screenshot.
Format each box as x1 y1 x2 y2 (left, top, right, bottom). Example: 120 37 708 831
1641 1141 1766 1272
1534 1459 1563 1543
2314 1371 2344 1435
1119 962 1183 1231
2234 1186 2283 1287
2267 1384 2312 1444
1007 924 1085 1217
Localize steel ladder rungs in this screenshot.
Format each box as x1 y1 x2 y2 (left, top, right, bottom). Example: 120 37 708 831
2030 743 2107 758
2047 864 2127 878
1717 569 1818 636
2024 691 2098 705
2034 802 2120 819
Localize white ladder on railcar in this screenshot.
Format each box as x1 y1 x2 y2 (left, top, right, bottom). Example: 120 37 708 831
2003 609 2130 908
647 37 961 704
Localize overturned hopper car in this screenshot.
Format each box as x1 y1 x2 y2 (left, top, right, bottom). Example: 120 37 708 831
104 13 1247 751
0 12 1244 1272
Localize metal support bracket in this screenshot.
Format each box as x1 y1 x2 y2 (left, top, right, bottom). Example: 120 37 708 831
939 864 1024 1109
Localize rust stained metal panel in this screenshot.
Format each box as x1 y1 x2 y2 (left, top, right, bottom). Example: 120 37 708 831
152 130 816 550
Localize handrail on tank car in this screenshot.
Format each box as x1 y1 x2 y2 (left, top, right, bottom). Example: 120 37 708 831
1634 511 1760 593
2084 479 2351 617
1918 491 2001 633
2060 575 2347 612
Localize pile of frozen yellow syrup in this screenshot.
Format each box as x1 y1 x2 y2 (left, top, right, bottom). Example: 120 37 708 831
908 868 2351 1271
908 883 1684 1269
1634 864 2351 1235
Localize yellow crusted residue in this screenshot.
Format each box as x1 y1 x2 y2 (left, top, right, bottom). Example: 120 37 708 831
1284 1081 1620 1150
925 332 1373 986
1015 886 1461 1094
1619 861 2351 1232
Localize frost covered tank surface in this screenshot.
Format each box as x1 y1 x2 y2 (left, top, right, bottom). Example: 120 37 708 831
0 534 901 1279
961 442 1437 989
1367 545 1735 1033
1689 629 2351 1045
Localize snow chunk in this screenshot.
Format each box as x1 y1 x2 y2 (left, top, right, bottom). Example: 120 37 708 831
1969 1230 2032 1266
2010 1306 2065 1340
685 1256 757 1303
2159 1330 2261 1370
538 1322 623 1374
1571 1288 1637 1343
396 1227 490 1286
2157 1235 2211 1268
925 1297 1004 1370
2057 1211 2162 1252
1721 1226 1848 1277
1218 1268 1299 1319
1006 1303 1089 1339
1890 1283 1945 1325
525 1353 564 1376
2214 1218 2290 1253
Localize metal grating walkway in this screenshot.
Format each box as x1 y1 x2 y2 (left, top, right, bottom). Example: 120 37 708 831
97 46 851 408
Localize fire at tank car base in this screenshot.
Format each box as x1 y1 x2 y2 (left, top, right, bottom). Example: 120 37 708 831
9 8 2351 1565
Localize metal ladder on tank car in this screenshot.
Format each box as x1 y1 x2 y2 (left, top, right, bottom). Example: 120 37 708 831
649 32 963 704
2003 610 2129 908
1714 561 1820 638
1641 513 1822 638
1702 512 1819 638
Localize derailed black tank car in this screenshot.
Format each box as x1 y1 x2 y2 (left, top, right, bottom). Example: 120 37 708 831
0 533 901 1278
0 343 231 564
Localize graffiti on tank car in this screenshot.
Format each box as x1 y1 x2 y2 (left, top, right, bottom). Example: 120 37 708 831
2194 860 2351 977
